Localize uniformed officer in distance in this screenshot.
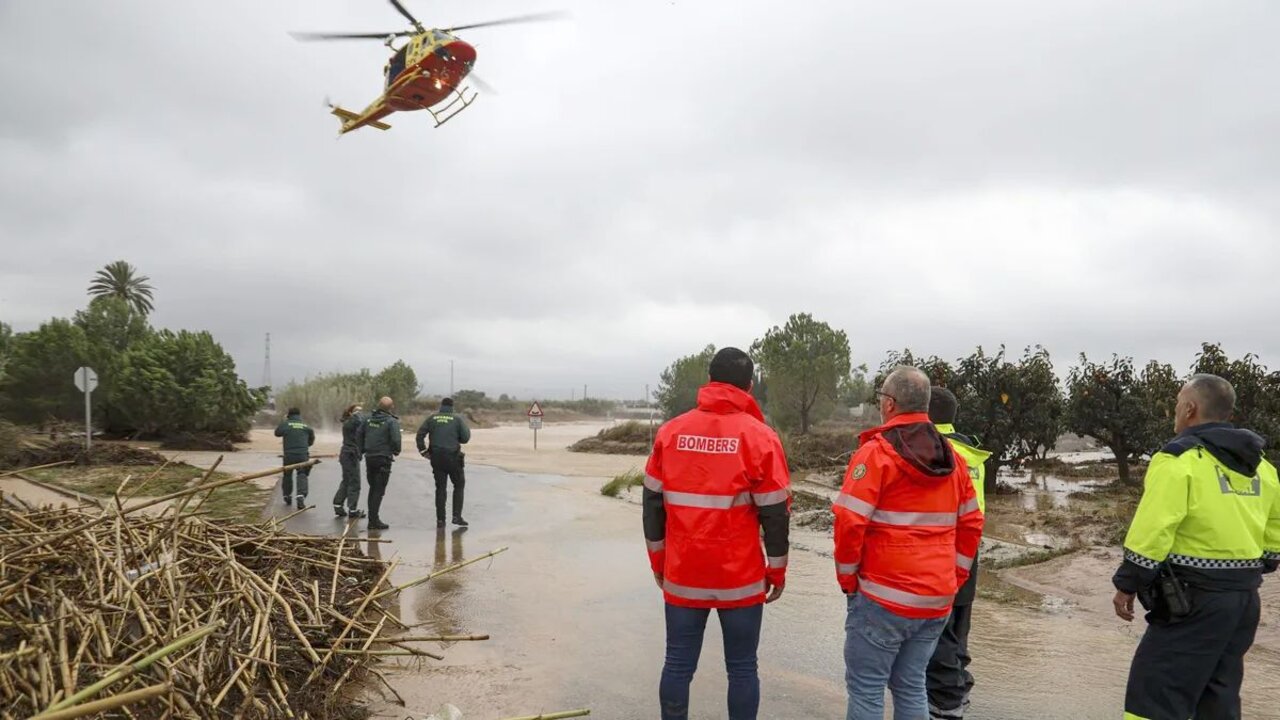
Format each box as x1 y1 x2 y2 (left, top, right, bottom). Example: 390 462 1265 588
274 407 315 510
416 397 472 528
357 396 401 531
1113 373 1280 719
333 403 366 519
642 346 791 720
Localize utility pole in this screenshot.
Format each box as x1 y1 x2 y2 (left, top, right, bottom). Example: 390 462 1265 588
263 333 272 390
583 384 588 402
263 333 274 410
450 360 454 396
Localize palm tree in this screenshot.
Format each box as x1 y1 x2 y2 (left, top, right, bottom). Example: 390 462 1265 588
88 261 155 315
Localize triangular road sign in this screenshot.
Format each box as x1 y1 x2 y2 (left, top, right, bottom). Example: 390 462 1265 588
527 401 544 417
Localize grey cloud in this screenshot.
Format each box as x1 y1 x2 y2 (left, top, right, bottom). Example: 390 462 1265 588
2 0 1278 399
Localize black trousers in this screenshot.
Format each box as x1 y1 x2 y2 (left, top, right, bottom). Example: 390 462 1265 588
333 450 361 510
365 455 393 522
282 456 310 499
926 601 974 718
429 449 465 521
1125 588 1260 720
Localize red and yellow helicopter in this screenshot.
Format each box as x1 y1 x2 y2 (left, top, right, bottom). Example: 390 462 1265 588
292 0 563 133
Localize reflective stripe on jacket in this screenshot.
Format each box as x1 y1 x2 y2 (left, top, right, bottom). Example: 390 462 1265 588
643 383 791 609
833 413 984 619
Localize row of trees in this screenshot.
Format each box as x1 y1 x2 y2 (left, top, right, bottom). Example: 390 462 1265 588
654 312 1280 485
0 262 262 440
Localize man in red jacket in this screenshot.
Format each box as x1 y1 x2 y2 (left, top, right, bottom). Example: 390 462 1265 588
833 366 983 720
643 347 791 720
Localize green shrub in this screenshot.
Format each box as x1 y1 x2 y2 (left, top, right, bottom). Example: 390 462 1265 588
600 469 645 497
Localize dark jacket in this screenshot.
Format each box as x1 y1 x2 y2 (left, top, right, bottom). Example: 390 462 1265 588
274 413 315 459
341 414 364 458
359 409 402 459
416 407 471 454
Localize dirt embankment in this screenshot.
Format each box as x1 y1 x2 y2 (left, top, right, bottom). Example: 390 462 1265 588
568 421 654 456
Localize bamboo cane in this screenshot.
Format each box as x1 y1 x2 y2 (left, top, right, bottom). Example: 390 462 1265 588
40 622 221 712
366 546 509 601
29 682 171 720
496 707 591 712
0 459 75 479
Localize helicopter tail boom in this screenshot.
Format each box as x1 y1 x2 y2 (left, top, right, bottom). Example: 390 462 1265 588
330 105 392 132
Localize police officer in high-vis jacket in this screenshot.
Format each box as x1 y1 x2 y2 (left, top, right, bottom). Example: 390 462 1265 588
1113 374 1280 720
926 387 991 720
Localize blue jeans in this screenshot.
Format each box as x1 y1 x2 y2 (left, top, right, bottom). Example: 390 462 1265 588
845 592 947 720
660 602 763 720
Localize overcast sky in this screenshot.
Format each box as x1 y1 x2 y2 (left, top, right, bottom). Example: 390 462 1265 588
2 0 1277 400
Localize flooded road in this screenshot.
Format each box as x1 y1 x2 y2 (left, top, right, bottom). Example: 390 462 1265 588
185 441 1280 719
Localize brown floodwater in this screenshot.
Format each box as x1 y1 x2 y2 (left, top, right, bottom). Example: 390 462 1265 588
248 456 1280 719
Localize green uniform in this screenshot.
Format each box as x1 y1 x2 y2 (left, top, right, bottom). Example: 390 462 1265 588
417 406 472 524
1115 422 1280 720
274 413 315 504
275 414 315 461
359 409 402 459
357 409 401 527
415 410 471 454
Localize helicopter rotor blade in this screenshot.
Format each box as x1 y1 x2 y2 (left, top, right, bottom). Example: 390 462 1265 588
467 72 499 96
447 11 568 32
290 31 409 41
387 0 423 29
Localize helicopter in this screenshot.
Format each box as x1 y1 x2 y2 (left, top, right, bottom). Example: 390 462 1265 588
292 0 564 133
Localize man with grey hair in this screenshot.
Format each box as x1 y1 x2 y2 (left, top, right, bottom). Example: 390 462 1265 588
1113 373 1280 719
833 366 983 720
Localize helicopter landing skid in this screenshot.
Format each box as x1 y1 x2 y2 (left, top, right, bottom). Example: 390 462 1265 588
429 85 477 127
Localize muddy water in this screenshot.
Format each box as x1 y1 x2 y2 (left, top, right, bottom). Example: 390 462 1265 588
192 451 1280 719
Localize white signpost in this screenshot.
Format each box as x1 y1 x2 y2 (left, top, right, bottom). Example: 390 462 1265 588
73 366 98 452
527 401 545 449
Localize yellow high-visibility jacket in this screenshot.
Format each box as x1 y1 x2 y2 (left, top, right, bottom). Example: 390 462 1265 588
1114 422 1280 593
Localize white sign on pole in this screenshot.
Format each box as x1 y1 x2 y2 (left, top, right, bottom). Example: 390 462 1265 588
74 366 98 451
74 367 99 393
528 401 544 449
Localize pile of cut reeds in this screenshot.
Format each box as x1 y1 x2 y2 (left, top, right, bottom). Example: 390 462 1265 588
0 459 434 719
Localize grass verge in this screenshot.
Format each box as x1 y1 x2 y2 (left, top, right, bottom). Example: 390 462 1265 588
27 464 270 524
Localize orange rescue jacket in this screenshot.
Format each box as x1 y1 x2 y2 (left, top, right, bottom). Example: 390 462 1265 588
643 383 791 609
832 412 984 619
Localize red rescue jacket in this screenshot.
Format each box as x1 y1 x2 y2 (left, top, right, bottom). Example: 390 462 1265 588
832 412 984 619
643 383 791 609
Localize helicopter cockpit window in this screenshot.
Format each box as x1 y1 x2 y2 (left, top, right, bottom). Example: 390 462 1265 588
387 45 409 87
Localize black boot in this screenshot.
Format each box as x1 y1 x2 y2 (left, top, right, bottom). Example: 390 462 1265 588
347 509 367 519
452 485 466 526
333 505 347 518
367 495 388 530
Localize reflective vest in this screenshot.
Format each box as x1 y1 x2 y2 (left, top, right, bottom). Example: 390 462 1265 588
935 423 991 513
643 383 791 609
833 413 984 619
1124 445 1280 575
